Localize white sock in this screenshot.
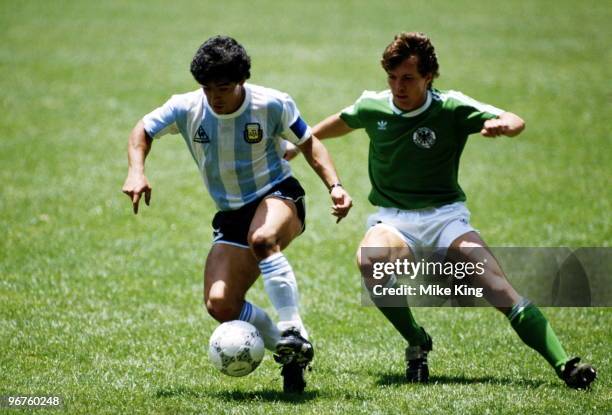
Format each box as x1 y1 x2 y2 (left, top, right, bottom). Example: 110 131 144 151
238 301 280 351
259 252 308 339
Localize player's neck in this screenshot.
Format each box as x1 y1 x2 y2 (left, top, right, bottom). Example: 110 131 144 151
226 86 246 114
393 93 427 113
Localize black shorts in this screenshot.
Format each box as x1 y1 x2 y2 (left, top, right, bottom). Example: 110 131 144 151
211 176 306 248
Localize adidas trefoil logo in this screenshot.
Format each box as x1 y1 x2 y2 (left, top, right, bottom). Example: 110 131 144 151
377 120 387 130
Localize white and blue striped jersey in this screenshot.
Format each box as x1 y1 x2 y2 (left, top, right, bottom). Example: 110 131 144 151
142 83 312 211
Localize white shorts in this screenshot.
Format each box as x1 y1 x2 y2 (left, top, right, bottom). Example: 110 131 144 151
365 202 476 252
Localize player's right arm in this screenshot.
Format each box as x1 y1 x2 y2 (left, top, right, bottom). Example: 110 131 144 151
123 93 182 214
312 113 355 139
284 113 355 160
122 120 153 214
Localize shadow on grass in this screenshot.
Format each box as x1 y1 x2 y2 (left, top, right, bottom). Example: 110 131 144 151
375 373 552 388
156 386 319 403
214 389 319 403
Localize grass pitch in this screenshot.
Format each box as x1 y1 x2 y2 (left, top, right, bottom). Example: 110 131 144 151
1 1 610 413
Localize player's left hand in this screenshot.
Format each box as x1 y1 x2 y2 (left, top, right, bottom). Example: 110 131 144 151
480 118 511 137
481 112 525 137
330 186 352 223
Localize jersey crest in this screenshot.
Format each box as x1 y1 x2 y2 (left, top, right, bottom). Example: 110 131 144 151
244 123 263 144
412 127 437 149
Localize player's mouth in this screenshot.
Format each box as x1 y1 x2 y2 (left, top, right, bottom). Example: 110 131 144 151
394 95 412 107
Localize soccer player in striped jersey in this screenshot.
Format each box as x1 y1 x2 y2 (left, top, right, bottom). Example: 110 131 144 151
122 35 352 393
303 32 596 389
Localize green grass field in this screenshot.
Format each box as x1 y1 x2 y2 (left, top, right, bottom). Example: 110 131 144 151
1 0 610 413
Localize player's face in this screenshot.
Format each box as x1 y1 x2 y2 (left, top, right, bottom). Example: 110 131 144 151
386 55 432 112
202 80 245 114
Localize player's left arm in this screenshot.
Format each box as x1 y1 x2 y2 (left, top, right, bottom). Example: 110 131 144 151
298 135 353 223
481 112 526 137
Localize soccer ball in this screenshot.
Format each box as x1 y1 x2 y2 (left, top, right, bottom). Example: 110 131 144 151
208 320 265 377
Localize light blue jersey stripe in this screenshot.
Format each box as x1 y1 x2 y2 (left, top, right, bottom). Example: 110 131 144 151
266 99 285 183
234 108 258 201
202 109 230 210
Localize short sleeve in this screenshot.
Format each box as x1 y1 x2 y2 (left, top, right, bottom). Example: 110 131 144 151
339 92 367 129
142 95 181 139
446 90 505 135
278 94 312 145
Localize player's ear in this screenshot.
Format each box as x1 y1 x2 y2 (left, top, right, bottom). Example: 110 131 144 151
424 73 433 87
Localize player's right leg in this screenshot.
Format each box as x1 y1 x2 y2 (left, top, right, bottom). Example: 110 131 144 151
357 224 432 383
203 243 281 351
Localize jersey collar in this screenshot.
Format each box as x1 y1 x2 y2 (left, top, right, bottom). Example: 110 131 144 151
389 90 432 118
207 84 251 119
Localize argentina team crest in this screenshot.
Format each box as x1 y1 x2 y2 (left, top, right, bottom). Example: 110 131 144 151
243 123 263 144
412 127 437 149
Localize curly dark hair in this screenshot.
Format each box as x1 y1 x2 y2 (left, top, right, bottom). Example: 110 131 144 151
381 32 439 88
190 35 251 85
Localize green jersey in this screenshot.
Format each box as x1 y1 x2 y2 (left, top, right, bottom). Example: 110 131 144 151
340 89 504 210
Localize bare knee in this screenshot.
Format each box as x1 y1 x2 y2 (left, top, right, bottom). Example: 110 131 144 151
356 248 374 276
248 228 279 258
205 294 242 322
356 248 393 289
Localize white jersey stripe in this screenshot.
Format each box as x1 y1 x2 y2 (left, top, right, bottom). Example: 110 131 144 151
441 90 504 116
233 106 257 200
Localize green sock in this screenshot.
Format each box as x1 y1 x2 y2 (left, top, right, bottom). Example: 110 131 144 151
507 298 569 375
372 276 428 346
377 306 428 346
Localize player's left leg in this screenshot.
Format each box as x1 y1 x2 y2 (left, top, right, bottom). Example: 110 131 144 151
248 191 313 393
448 231 597 388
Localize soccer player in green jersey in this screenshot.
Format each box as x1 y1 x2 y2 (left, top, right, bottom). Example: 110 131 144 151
298 32 597 389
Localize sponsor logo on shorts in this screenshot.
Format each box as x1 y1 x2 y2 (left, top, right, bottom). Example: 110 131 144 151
212 228 224 241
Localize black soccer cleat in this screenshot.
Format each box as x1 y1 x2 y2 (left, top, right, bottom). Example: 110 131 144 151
280 360 307 394
275 328 314 366
561 357 597 389
405 331 433 383
274 328 314 393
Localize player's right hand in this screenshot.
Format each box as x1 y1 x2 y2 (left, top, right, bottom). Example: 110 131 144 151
330 186 353 223
122 173 152 214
